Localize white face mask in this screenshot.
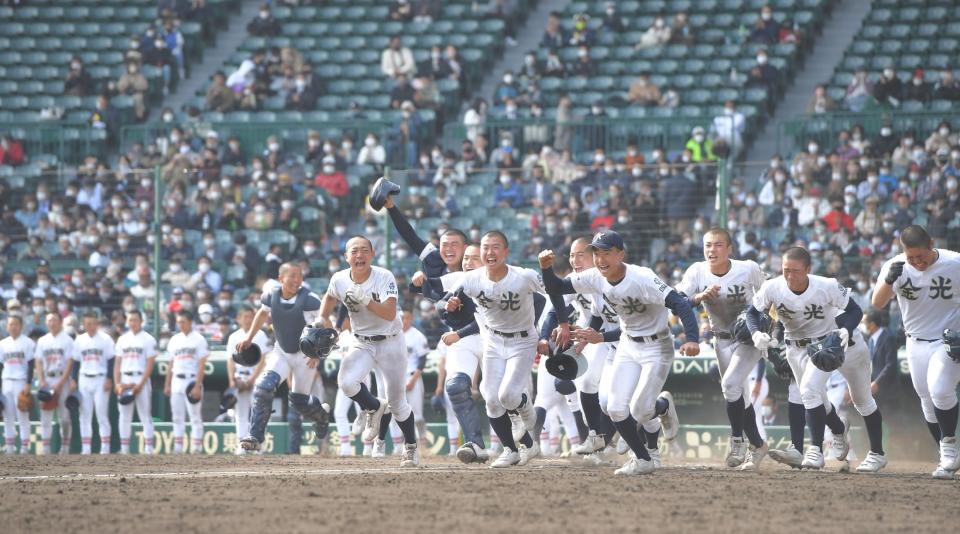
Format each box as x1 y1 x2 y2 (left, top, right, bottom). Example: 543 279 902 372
940 127 950 137
761 405 773 417
756 55 768 65
808 144 818 154
169 264 182 273
334 226 346 236
281 200 295 210
269 143 280 152
12 279 25 290
499 175 511 185
303 245 316 256
203 238 215 248
198 263 211 273
880 127 892 136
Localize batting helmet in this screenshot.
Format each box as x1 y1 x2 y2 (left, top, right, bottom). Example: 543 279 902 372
17 389 33 412
766 345 793 381
943 329 960 363
299 326 338 359
806 332 845 372
545 346 588 380
732 307 771 345
220 387 238 411
430 394 445 414
65 390 81 412
554 378 576 395
186 381 203 404
37 387 54 402
118 388 136 406
233 342 262 367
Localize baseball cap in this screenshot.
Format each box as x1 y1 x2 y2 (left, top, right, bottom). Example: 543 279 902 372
588 230 625 251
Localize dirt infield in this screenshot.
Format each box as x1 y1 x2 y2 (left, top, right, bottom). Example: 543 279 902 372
0 455 957 534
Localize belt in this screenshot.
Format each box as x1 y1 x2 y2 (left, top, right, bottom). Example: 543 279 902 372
355 333 396 342
490 329 529 339
786 334 856 348
907 334 940 343
175 373 196 379
82 373 105 378
46 372 61 378
713 331 734 340
123 371 143 376
627 331 668 343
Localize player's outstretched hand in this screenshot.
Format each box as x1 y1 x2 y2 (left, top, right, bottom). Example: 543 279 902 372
538 250 556 269
679 341 701 356
572 327 603 344
751 331 773 350
445 296 461 313
884 261 905 285
441 331 460 346
236 338 251 355
537 339 550 355
411 271 426 287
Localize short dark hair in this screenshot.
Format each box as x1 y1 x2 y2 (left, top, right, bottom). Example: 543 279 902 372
6 315 22 325
440 228 468 244
900 225 933 249
347 235 374 250
177 310 194 322
82 310 100 320
705 227 733 246
482 230 509 249
782 246 811 268
866 310 885 327
126 309 143 320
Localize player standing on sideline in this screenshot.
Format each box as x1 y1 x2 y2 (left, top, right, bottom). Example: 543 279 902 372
113 310 157 454
319 236 422 468
871 225 960 478
34 313 75 455
236 263 330 453
72 311 115 455
746 247 887 472
539 231 700 476
1 316 36 454
226 305 268 455
444 231 560 468
164 311 209 454
676 228 769 470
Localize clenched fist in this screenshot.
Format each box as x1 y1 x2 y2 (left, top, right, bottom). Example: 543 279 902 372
538 250 556 269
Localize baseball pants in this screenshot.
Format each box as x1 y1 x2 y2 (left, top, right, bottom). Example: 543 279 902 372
77 374 111 453
479 333 537 418
716 338 763 406
748 370 769 440
606 336 674 434
170 375 203 453
338 335 413 422
118 378 153 453
264 348 320 395
335 373 370 454
39 379 71 454
792 336 877 416
389 374 424 444
906 338 960 420
2 378 31 453
597 343 618 415
534 362 582 415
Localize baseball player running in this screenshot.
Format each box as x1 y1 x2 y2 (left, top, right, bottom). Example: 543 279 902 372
113 310 158 454
318 236 421 468
676 228 768 469
237 263 330 453
871 225 960 478
226 305 268 454
444 231 558 468
1 315 36 454
388 310 429 450
73 311 116 455
164 310 209 454
34 313 75 454
540 230 701 476
746 246 886 472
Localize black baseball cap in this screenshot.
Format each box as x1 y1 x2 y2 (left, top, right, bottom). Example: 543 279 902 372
588 230 625 251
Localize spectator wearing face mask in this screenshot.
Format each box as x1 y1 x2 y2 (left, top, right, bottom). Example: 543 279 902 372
684 126 715 163
925 121 956 153
806 84 836 114
628 72 661 107
746 49 779 90
711 100 745 154
844 68 874 112
381 35 417 80
161 256 191 288
636 16 671 49
493 172 525 209
904 68 931 103
601 2 625 33
749 5 780 45
243 201 275 231
569 46 597 77
285 68 319 111
314 157 348 201
205 71 236 113
873 67 902 108
117 62 149 121
247 4 281 37
821 198 854 233
356 133 386 169
493 71 519 107
64 56 94 97
186 256 222 293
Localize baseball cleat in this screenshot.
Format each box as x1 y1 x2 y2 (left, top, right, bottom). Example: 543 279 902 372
518 401 537 437
371 438 386 458
658 391 679 441
368 177 400 211
361 398 388 442
351 411 366 437
855 451 887 473
937 436 960 472
768 445 803 468
490 449 520 468
726 436 746 467
740 442 768 471
239 436 261 452
517 441 541 466
614 456 655 476
830 416 850 461
509 412 525 443
647 446 662 468
931 466 956 479
456 442 489 464
801 445 825 469
572 430 606 455
400 443 420 468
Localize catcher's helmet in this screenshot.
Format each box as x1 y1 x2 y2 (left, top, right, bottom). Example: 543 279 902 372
186 381 203 404
233 342 262 367
554 378 576 395
806 332 845 372
944 329 960 362
65 391 81 412
300 326 338 359
220 387 238 411
732 307 771 345
37 388 54 402
118 388 136 405
545 346 588 380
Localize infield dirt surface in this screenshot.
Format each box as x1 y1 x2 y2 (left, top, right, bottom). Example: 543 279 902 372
1 454 957 534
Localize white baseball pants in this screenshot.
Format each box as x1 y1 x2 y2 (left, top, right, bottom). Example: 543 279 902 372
170 375 203 453
338 335 412 422
78 374 110 453
606 336 674 434
2 378 31 453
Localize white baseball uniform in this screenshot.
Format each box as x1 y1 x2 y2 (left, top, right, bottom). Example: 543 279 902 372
437 270 486 379
331 330 369 455
877 250 960 420
329 266 412 423
1 334 36 453
34 330 73 453
569 264 674 432
452 265 543 418
226 327 269 448
566 285 619 405
72 329 115 454
677 259 766 406
114 329 157 453
752 275 877 417
166 329 209 453
258 279 322 396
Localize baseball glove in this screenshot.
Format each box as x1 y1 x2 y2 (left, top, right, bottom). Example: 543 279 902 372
943 329 960 363
40 390 59 411
299 326 339 359
806 332 845 372
766 345 793 381
731 307 772 346
17 389 33 412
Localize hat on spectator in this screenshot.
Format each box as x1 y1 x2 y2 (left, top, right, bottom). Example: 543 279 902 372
809 242 823 252
173 287 184 295
198 303 213 315
843 184 857 195
692 126 705 135
206 130 219 139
